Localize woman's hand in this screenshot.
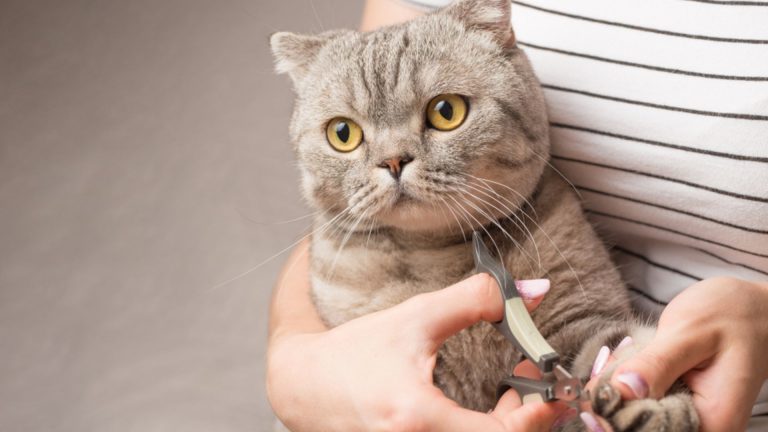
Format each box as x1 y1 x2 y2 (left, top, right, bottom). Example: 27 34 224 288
608 277 768 432
266 242 566 432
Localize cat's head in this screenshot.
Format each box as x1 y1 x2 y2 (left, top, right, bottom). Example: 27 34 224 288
270 0 548 235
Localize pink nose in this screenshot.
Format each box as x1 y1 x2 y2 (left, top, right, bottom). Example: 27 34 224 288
378 155 413 180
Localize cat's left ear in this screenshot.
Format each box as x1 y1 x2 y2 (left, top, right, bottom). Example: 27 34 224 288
445 0 515 48
270 30 352 84
269 31 329 83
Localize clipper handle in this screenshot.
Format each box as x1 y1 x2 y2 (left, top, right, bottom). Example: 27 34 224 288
493 297 560 373
496 376 556 404
471 232 559 373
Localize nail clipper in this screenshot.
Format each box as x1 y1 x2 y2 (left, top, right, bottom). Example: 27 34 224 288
471 231 589 407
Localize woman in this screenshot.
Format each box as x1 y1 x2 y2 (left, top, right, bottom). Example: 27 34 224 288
267 1 768 430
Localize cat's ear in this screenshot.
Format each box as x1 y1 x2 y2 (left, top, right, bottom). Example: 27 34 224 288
270 32 328 83
445 0 515 48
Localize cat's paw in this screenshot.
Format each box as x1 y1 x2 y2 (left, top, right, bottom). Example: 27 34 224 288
590 383 699 432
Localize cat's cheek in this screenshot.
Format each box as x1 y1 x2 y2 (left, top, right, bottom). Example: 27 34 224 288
299 173 318 206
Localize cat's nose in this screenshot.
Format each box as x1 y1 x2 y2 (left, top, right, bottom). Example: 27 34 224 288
378 155 413 180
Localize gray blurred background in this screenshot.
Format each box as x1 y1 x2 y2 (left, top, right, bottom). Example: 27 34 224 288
0 0 361 430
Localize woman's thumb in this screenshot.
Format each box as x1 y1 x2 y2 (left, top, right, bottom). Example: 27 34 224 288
415 273 502 349
414 274 549 350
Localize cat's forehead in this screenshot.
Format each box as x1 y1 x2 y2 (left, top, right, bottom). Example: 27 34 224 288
300 16 505 125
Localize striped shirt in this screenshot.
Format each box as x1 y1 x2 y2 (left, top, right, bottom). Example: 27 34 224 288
402 0 768 419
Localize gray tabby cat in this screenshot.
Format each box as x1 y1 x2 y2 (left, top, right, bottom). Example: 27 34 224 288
270 0 698 430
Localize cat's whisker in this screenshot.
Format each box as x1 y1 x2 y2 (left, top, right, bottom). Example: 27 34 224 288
455 196 509 270
476 185 543 267
471 185 538 239
209 205 352 290
325 207 359 240
529 151 583 200
442 175 587 299
524 216 587 300
364 214 377 249
453 189 536 275
464 179 582 294
446 194 503 263
470 182 588 300
236 208 320 226
462 181 543 272
326 207 370 281
308 0 325 32
325 186 376 240
464 173 539 220
438 195 467 242
431 194 455 234
460 182 587 300
447 195 477 237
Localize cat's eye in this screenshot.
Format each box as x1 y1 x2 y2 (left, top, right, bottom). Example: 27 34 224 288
326 118 363 152
426 94 468 131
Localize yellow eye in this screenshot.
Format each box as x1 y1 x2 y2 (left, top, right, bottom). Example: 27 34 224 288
426 94 468 131
326 118 363 152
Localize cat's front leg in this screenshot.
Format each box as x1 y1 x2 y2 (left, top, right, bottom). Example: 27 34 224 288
570 325 700 432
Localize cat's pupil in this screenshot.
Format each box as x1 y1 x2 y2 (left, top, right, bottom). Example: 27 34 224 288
435 100 453 120
335 122 350 142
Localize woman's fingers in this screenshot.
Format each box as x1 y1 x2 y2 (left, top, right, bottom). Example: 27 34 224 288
493 386 523 414
426 397 510 432
609 329 718 400
488 388 568 432
422 388 566 432
580 411 614 432
500 398 569 432
580 346 618 431
512 359 542 379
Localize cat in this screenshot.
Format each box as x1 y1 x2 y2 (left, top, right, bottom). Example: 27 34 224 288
269 0 699 430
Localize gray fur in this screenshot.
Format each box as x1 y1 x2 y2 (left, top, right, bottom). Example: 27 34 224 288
271 0 698 430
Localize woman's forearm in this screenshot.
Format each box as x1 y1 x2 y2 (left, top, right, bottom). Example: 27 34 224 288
268 239 326 342
360 0 426 32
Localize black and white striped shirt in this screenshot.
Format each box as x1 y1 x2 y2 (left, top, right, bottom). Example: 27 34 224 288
403 0 768 418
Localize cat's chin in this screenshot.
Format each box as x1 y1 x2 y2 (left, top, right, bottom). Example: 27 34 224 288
377 200 464 234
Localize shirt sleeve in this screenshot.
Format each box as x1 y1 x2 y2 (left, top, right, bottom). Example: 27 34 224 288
398 0 454 10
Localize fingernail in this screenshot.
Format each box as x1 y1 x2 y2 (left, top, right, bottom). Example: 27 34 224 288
580 412 606 432
616 371 649 398
515 279 550 300
616 336 633 351
591 345 610 378
553 407 578 428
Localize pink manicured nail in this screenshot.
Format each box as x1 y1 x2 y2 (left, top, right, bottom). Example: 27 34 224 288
616 372 649 398
616 336 633 351
580 412 606 432
591 345 610 378
515 279 550 300
553 408 578 428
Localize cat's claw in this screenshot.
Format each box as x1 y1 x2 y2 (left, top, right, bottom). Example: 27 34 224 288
588 380 699 432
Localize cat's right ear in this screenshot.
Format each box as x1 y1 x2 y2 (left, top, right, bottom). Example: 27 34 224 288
444 0 515 49
269 32 327 84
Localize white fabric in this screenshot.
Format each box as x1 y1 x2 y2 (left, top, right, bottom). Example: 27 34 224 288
522 0 768 417
511 0 768 310
403 0 768 418
399 0 453 7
